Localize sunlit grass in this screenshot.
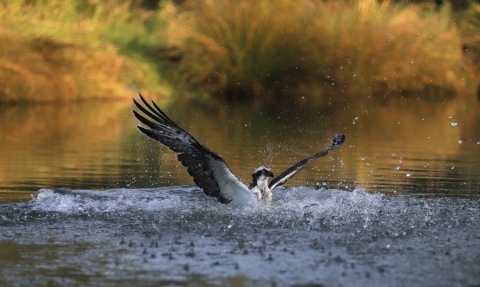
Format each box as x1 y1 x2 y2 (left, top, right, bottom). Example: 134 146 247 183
0 0 169 103
0 0 477 103
316 1 466 92
166 0 469 98
0 28 147 103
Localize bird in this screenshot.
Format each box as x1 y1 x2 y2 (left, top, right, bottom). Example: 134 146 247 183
132 94 345 205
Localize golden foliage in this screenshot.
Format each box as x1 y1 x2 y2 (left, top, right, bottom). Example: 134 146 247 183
165 0 469 98
0 0 167 103
0 29 146 103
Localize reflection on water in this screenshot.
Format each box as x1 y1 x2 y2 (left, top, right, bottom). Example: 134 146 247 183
1 94 479 286
0 94 480 202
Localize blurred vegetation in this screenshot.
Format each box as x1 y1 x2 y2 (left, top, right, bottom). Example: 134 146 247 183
165 0 479 98
0 0 170 103
455 3 480 82
1 0 480 103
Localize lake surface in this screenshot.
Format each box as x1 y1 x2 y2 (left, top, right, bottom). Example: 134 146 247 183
0 93 479 286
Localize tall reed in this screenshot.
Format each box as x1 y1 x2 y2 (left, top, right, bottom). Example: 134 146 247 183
167 0 468 98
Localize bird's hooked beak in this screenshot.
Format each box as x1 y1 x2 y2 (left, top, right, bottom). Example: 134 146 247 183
265 169 274 178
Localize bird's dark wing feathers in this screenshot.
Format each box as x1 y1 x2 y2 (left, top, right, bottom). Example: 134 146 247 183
269 134 346 190
133 94 232 203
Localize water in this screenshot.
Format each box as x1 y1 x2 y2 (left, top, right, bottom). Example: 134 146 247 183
0 94 480 286
1 187 479 286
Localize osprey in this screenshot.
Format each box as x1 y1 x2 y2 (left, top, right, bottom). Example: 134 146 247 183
133 94 345 205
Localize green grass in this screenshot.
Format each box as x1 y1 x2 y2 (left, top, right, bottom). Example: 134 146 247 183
0 0 170 103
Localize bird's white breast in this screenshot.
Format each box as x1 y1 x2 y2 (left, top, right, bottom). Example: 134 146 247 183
209 156 257 205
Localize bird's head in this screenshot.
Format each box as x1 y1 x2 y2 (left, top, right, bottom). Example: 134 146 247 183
252 166 274 183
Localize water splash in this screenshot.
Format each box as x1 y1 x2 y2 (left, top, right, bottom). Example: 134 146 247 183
1 186 479 287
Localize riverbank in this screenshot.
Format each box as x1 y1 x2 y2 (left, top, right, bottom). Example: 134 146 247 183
1 0 479 103
0 0 169 103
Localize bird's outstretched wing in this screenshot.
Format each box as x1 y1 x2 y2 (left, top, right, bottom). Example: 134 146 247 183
132 94 253 204
268 134 345 190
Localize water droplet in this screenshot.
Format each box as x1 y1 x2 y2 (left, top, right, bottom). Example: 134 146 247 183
477 141 480 145
451 122 457 126
391 153 396 157
448 115 453 118
395 166 401 171
406 172 412 177
458 140 463 144
451 166 455 170
427 136 430 139
361 157 365 161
